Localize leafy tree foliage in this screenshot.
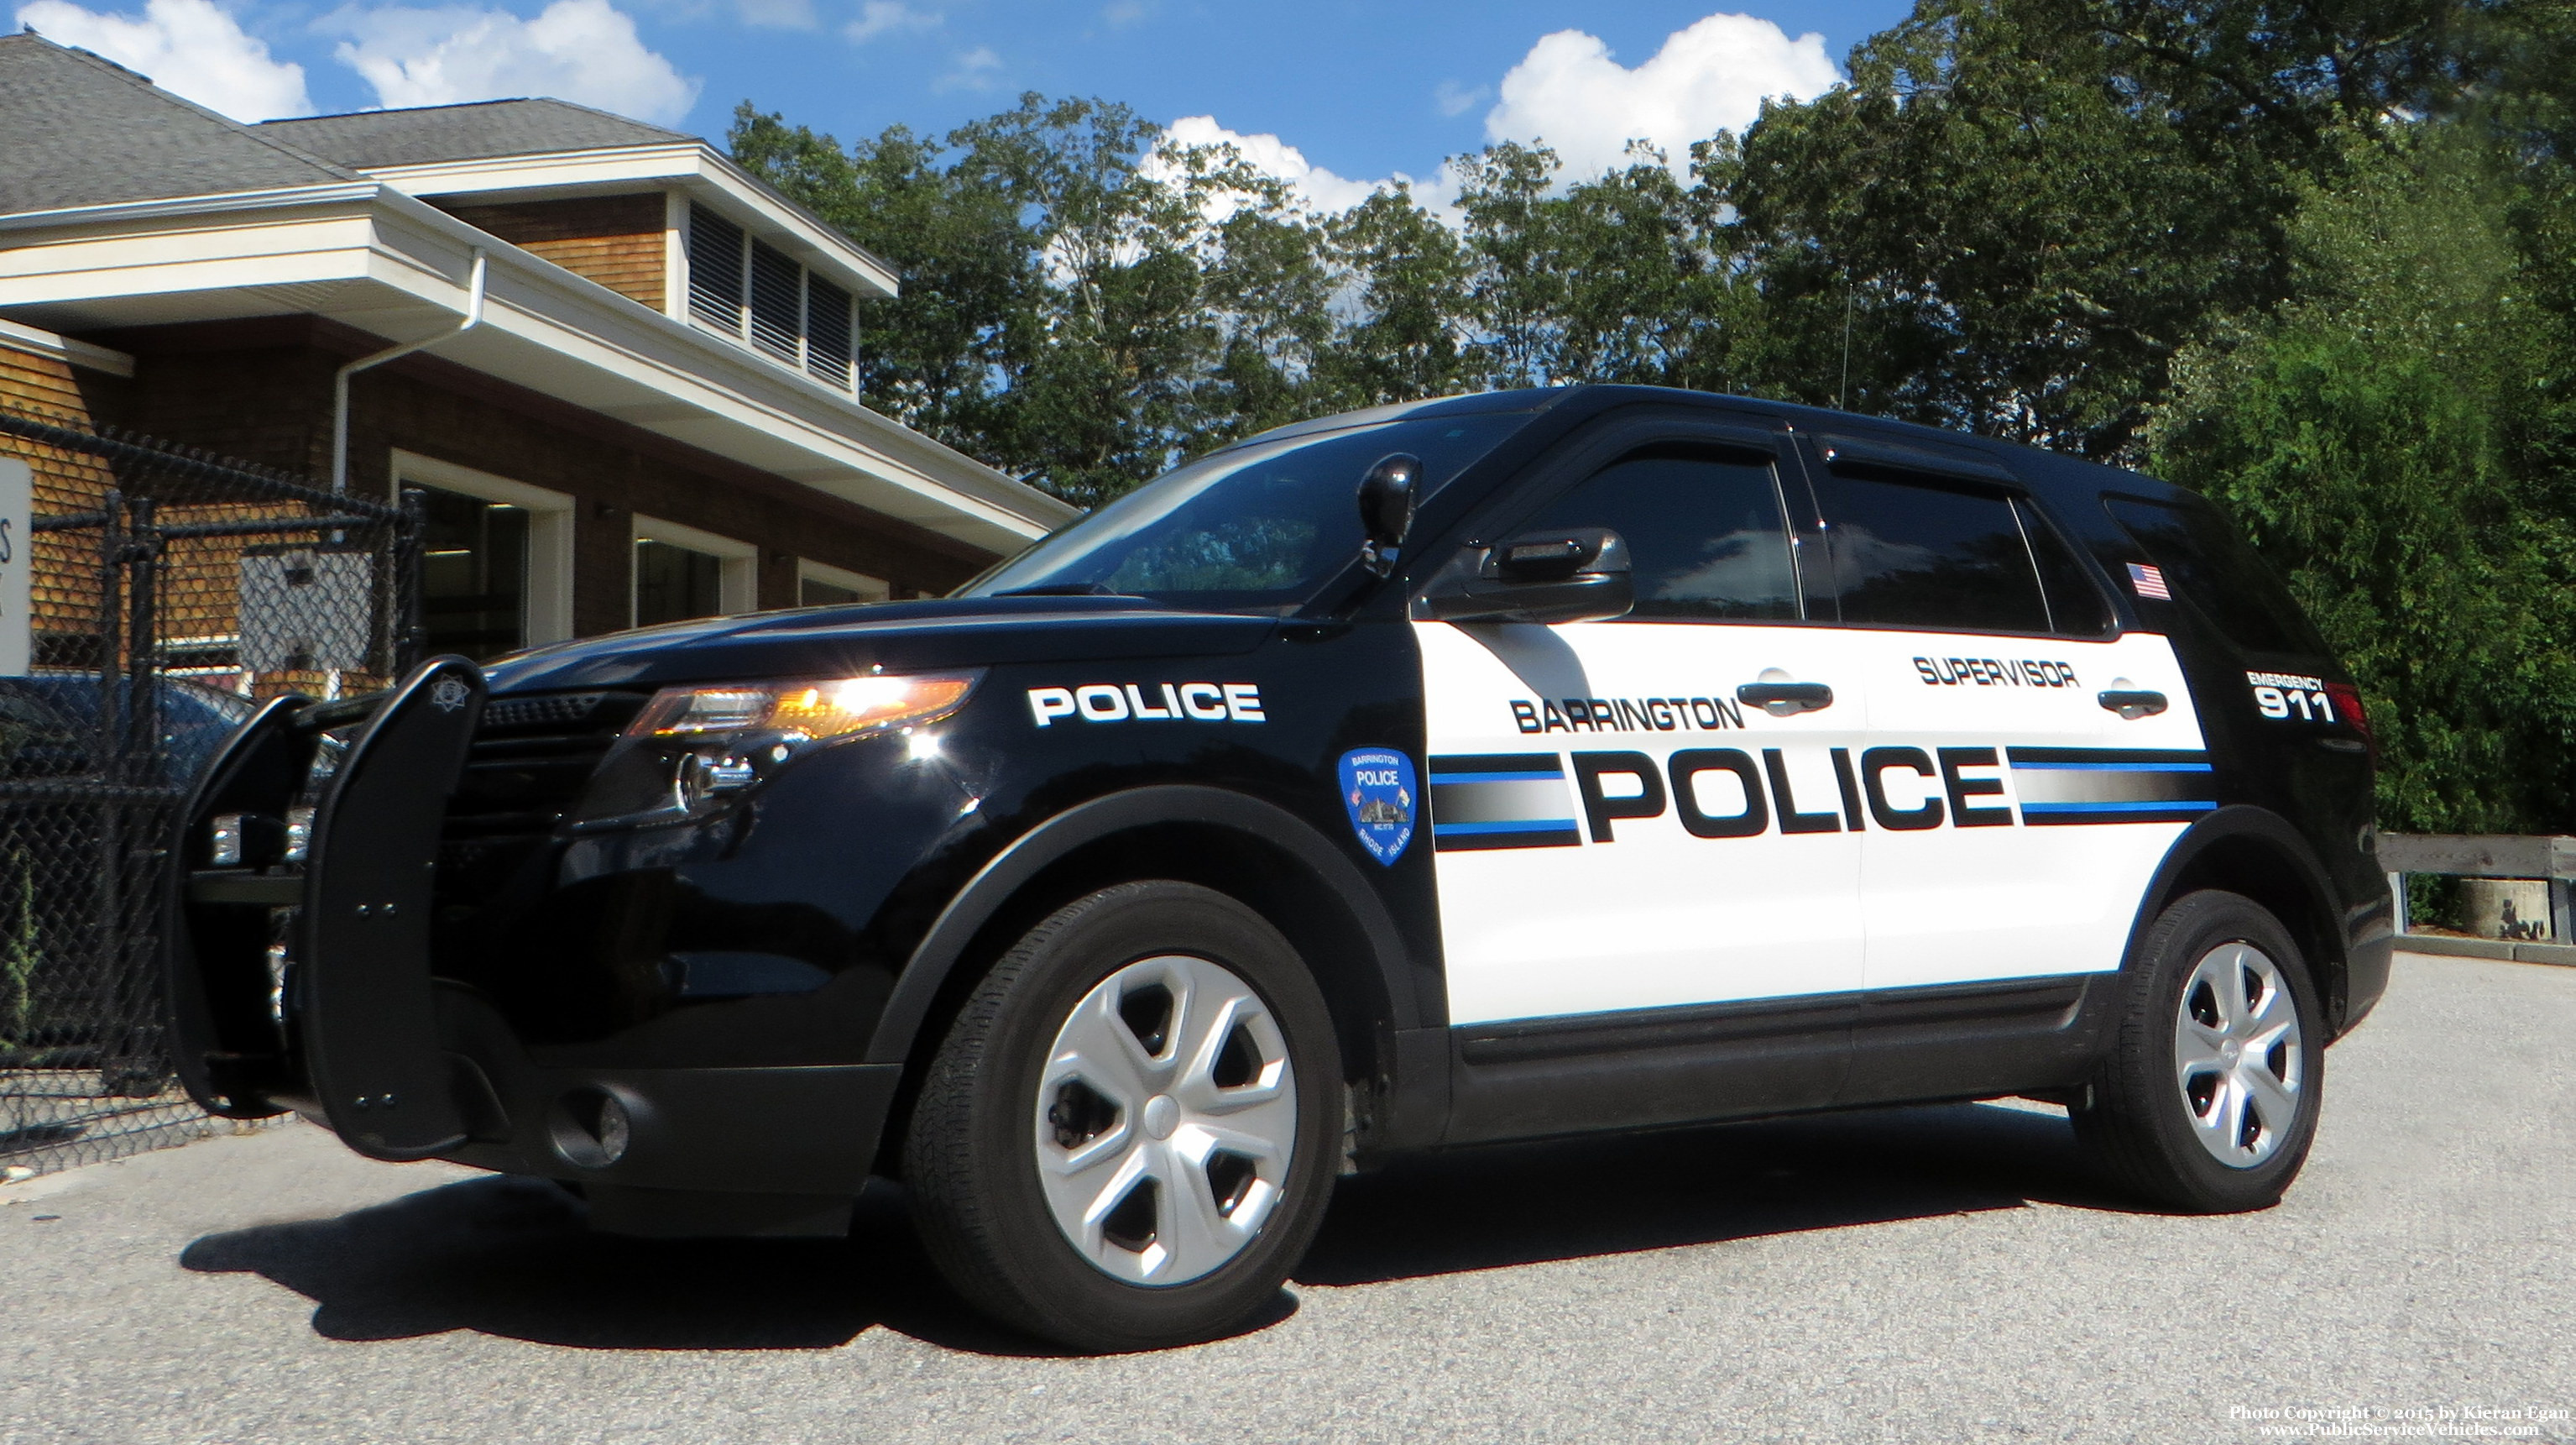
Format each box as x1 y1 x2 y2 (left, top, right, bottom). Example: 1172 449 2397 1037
2153 134 2576 830
728 0 2576 828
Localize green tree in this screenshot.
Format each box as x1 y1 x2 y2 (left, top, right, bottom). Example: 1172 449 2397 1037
1728 0 2289 454
728 106 1030 454
2151 128 2576 830
1321 185 1476 406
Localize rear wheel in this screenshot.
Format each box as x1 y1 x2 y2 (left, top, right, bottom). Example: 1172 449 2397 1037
902 880 1340 1351
2074 889 2324 1212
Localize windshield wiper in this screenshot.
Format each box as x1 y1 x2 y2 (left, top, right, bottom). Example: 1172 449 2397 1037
995 583 1125 597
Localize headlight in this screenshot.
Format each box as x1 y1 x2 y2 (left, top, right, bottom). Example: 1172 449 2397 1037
568 670 980 826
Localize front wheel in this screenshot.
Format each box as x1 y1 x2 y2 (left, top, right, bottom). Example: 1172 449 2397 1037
902 880 1342 1351
2074 889 2325 1212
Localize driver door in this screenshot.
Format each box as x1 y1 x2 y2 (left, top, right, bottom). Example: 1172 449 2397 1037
1419 424 1869 1040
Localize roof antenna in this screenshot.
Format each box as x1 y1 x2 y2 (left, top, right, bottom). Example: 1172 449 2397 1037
1837 280 1853 412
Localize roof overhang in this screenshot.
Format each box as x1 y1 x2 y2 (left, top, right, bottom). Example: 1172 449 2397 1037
0 183 1074 553
360 143 901 301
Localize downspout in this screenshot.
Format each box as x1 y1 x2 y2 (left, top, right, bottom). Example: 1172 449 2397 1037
330 247 487 494
320 248 483 697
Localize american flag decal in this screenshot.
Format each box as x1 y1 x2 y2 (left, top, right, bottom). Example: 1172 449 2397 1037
2127 562 2171 600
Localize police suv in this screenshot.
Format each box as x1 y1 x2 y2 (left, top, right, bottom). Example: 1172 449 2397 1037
166 385 2391 1351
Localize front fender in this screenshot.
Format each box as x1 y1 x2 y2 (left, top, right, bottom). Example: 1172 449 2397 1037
865 783 1420 1066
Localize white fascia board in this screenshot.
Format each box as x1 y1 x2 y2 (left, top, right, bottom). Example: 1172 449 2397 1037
0 202 382 306
364 144 901 301
0 317 134 377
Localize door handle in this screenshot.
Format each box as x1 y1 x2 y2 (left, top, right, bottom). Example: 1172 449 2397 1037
1737 681 1834 715
2098 688 2168 720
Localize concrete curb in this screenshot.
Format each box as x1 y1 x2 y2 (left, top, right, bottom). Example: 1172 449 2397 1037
2396 934 2576 967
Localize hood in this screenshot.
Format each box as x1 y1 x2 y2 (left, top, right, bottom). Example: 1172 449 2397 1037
479 594 1279 694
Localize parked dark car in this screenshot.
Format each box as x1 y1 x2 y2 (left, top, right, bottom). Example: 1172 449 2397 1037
3 675 250 1079
0 675 253 783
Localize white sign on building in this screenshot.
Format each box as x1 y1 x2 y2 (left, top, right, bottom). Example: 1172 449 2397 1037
0 457 30 676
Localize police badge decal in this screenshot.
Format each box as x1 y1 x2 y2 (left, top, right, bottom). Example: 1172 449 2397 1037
1337 747 1418 866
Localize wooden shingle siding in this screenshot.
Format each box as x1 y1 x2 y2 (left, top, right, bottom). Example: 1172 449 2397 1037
0 343 120 643
434 193 667 311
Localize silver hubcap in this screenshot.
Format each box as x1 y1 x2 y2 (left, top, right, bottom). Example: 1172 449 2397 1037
2172 941 2304 1169
1032 954 1298 1285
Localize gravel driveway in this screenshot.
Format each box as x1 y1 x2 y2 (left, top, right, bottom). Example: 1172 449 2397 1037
5 950 2571 1444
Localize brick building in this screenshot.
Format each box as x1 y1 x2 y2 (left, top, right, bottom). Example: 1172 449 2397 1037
0 33 1074 670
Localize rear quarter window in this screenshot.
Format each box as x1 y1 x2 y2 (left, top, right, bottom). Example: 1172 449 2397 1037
2103 497 2328 657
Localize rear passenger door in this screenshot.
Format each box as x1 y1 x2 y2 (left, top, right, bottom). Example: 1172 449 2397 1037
1804 440 2208 994
1419 423 1868 1029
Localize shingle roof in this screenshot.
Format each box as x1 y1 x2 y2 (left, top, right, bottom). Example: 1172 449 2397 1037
0 34 356 216
259 99 695 169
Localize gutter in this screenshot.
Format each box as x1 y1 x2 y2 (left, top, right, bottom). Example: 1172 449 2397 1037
0 181 381 234
330 247 485 492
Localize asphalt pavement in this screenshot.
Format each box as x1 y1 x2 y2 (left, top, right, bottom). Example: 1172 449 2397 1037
4 950 2572 1445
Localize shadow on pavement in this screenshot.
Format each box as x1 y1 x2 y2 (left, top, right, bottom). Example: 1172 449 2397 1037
180 1100 2114 1353
180 1176 1069 1354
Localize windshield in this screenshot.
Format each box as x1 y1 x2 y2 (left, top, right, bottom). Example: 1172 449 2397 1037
963 414 1526 610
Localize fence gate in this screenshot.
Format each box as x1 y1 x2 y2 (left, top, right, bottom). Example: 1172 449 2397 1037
0 409 420 1175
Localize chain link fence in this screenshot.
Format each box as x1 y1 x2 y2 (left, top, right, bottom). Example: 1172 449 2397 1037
0 405 419 1177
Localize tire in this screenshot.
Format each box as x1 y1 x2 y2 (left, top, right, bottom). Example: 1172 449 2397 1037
2074 889 2325 1212
902 880 1342 1351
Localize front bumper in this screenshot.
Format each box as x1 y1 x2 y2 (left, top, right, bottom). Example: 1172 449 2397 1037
165 658 896 1219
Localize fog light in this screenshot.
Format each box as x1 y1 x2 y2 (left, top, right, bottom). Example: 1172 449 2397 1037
283 806 314 862
677 750 759 807
550 1086 634 1169
209 814 244 866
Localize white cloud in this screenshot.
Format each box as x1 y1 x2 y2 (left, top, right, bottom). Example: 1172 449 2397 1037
1152 9 1842 228
1099 0 1144 24
322 0 699 125
1432 79 1487 118
1160 115 1387 215
1485 12 1839 179
931 42 997 91
16 0 312 119
843 0 933 42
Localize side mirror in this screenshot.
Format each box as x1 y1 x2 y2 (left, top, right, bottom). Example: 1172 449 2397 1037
1357 453 1420 575
1419 526 1634 625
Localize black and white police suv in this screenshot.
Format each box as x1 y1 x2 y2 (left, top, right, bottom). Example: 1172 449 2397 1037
166 385 2391 1350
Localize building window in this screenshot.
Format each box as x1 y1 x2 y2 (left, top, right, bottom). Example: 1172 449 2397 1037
685 203 856 390
632 516 758 626
393 452 573 656
798 558 889 607
635 540 723 626
421 488 530 660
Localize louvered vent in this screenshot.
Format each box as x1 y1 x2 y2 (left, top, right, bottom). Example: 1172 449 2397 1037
686 203 745 333
807 276 853 388
749 240 802 362
687 202 858 394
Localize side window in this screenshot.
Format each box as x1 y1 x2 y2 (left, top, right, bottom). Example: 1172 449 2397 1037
2017 499 2115 637
1514 444 1800 620
1816 472 2051 633
2103 497 2323 655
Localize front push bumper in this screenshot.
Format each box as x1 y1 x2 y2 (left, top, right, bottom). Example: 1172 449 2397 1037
165 657 895 1234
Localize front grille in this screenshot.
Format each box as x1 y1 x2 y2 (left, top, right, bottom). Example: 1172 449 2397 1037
439 688 650 906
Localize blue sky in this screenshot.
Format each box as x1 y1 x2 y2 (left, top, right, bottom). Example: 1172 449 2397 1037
18 0 1914 196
